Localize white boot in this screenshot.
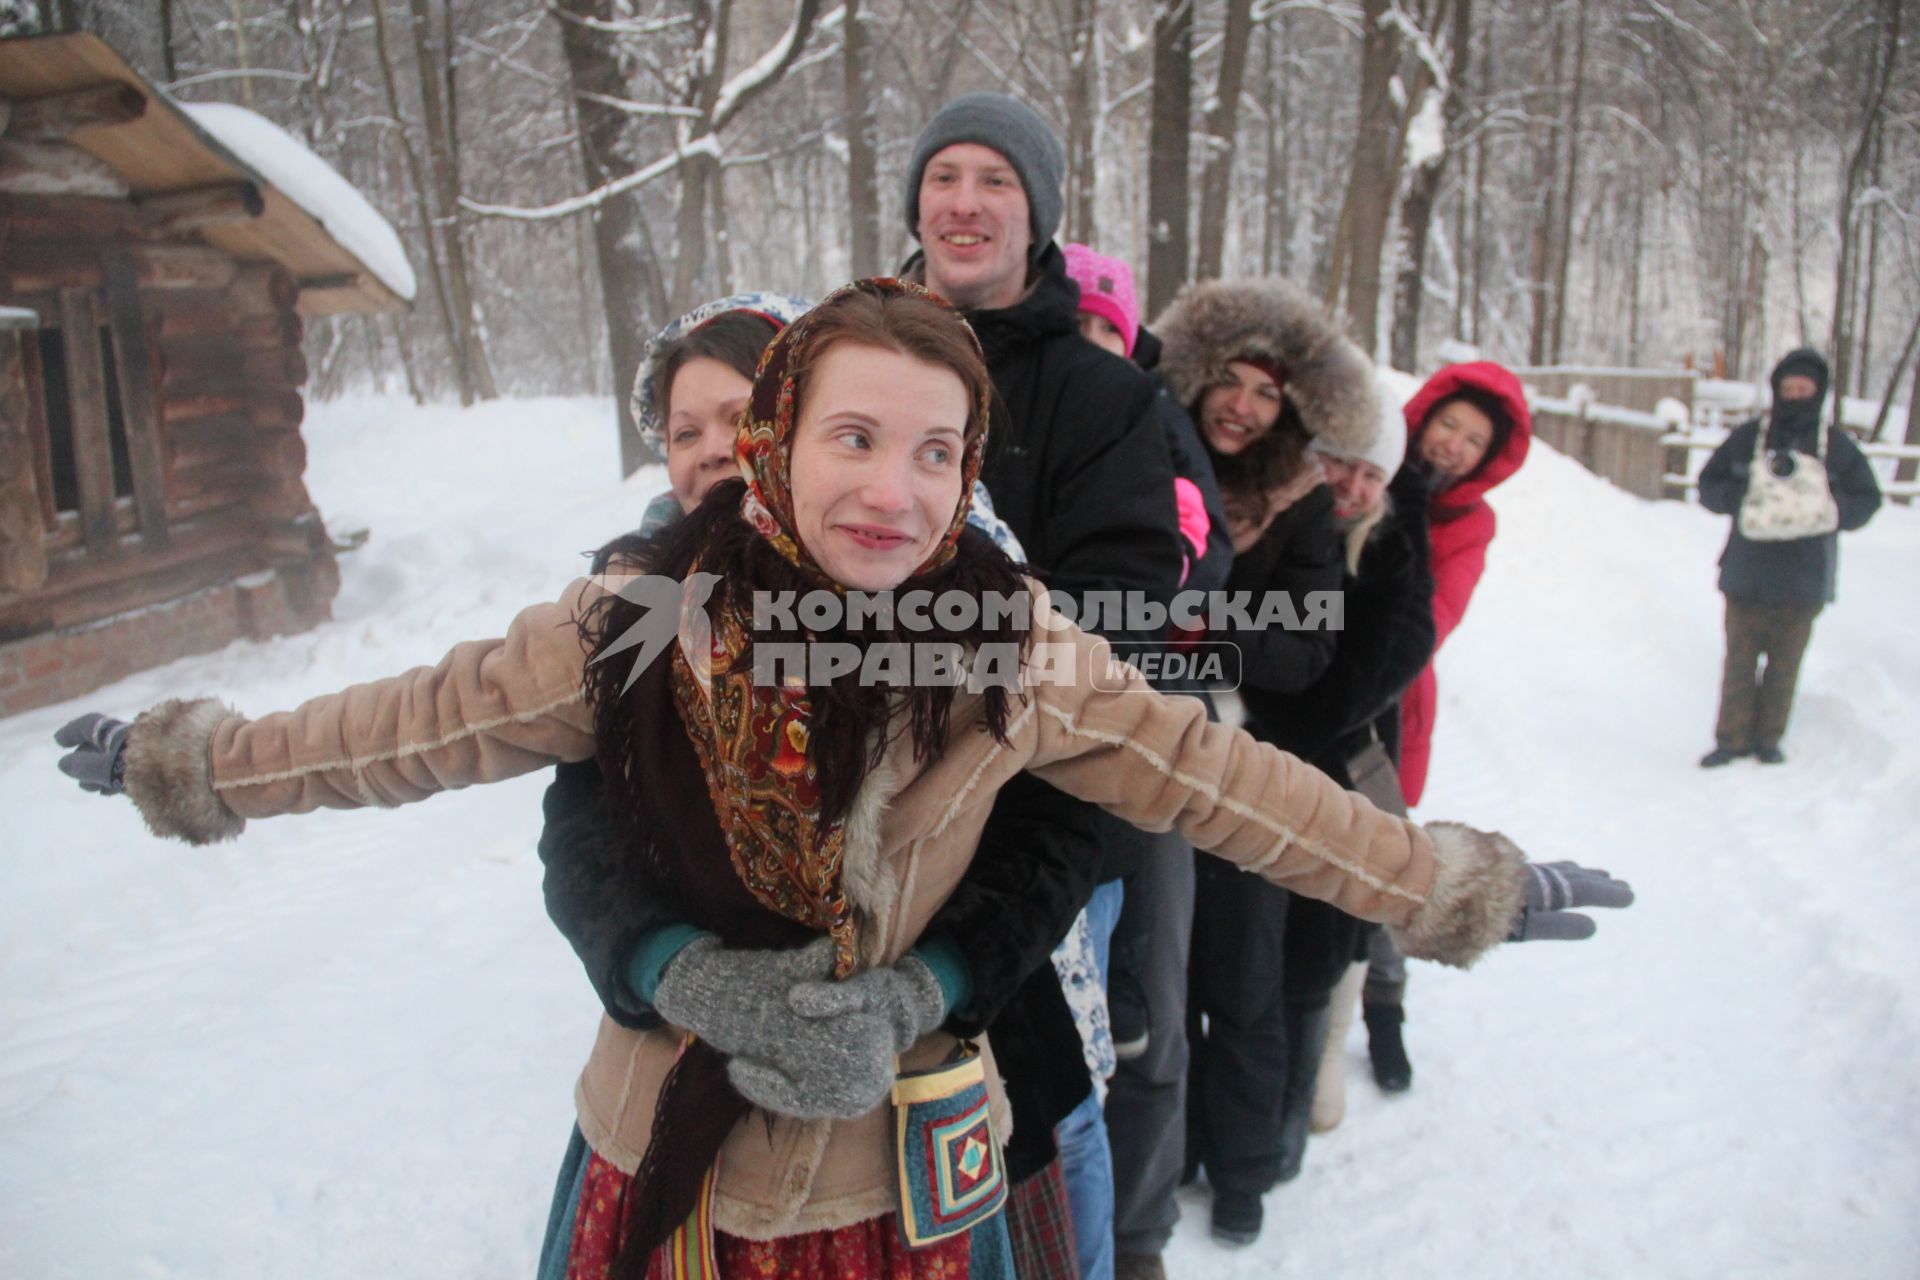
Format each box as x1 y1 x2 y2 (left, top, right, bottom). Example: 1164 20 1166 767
1310 961 1368 1133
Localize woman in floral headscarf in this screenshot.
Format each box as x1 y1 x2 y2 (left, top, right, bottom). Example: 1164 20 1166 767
55 281 1623 1280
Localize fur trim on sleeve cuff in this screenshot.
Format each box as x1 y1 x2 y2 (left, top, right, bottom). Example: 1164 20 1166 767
125 698 246 845
1387 821 1528 969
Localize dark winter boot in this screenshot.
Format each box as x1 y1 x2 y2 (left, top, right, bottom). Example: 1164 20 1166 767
1107 952 1151 1061
1699 747 1744 768
1210 1190 1263 1248
1364 1002 1413 1093
1275 1002 1334 1183
1754 745 1786 764
1115 1251 1168 1280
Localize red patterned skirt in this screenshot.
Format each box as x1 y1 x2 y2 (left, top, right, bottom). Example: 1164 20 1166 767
540 1128 1012 1280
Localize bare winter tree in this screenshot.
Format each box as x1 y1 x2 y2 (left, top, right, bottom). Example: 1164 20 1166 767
475 0 831 472
1146 0 1193 317
1390 0 1473 372
1830 0 1902 416
1193 0 1253 283
36 0 1916 434
1325 0 1404 355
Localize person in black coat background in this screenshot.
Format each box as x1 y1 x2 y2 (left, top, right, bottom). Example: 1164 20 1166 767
1147 277 1379 1255
1695 349 1881 767
899 93 1189 1280
1244 398 1435 1172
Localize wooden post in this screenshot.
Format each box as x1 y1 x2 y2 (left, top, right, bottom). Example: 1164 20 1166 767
136 181 265 234
55 287 118 553
227 263 298 314
103 253 170 549
1 84 148 141
4 243 238 293
0 324 49 592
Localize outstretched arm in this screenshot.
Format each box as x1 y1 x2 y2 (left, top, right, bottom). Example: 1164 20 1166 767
1021 592 1627 969
61 575 608 844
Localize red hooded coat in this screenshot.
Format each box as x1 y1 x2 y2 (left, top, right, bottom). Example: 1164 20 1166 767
1396 362 1532 806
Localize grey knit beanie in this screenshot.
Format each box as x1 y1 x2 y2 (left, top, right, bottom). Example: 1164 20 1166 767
903 92 1064 256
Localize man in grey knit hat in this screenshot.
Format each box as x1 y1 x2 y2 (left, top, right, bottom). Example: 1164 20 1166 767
902 90 1065 309
902 92 1192 1280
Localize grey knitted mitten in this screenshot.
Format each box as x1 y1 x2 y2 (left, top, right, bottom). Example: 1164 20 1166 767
651 934 838 1056
1507 861 1635 942
652 935 908 1120
788 953 948 1052
727 954 950 1121
55 713 131 795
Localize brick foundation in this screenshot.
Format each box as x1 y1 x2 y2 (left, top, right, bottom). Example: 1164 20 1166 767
0 558 335 718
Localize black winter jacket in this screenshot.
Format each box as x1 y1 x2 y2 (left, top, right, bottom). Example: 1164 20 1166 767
1697 416 1882 605
1135 324 1233 600
1244 471 1435 784
1221 485 1343 723
957 244 1187 647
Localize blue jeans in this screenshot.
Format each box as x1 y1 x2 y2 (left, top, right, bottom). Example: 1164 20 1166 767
1057 879 1123 1280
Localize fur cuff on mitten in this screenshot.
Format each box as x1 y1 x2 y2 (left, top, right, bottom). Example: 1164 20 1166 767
1388 821 1528 969
124 698 245 845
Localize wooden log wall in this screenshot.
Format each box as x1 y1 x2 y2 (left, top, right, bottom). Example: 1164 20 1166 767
0 190 324 634
0 328 48 593
151 262 315 524
0 79 345 684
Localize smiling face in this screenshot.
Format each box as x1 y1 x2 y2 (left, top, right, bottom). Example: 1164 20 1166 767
1198 360 1285 456
1417 397 1497 479
789 343 970 592
1322 454 1389 521
665 357 752 513
916 143 1033 312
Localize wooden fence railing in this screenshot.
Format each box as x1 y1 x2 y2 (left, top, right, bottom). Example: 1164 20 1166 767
1521 370 1918 504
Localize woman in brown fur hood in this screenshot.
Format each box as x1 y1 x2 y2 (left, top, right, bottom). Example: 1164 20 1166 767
1154 276 1380 551
1148 277 1387 1248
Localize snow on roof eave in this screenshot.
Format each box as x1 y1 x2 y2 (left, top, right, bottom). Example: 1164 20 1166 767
177 101 418 305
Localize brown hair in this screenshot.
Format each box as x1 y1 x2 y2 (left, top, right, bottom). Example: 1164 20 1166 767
652 309 780 423
582 286 1027 834
787 285 994 451
1208 398 1313 536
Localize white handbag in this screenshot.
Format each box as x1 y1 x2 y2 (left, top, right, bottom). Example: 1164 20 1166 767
1737 414 1840 542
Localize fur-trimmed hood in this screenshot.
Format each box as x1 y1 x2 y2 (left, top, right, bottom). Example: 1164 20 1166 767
1151 277 1380 457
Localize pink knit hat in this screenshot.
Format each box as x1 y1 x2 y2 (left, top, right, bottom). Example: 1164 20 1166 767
1063 242 1140 357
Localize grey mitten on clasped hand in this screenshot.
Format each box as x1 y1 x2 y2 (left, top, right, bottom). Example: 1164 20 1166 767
788 953 949 1052
1508 861 1635 942
651 935 905 1121
726 954 951 1121
55 713 131 795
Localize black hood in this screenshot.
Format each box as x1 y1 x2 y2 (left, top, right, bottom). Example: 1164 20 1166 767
1132 323 1165 374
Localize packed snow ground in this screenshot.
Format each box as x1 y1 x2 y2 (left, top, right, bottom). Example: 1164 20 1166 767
3 394 1917 1278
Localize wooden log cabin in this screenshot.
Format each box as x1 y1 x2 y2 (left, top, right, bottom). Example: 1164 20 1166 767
0 33 411 717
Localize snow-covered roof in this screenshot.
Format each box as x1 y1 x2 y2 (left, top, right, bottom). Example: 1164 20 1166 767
179 102 415 304
0 32 412 315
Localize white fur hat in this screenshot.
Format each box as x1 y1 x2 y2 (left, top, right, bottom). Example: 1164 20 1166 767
1314 376 1407 477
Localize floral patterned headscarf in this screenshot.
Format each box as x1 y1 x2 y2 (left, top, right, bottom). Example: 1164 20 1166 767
670 277 995 975
734 277 992 589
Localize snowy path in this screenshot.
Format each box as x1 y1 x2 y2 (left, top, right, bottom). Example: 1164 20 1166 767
3 396 1916 1278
